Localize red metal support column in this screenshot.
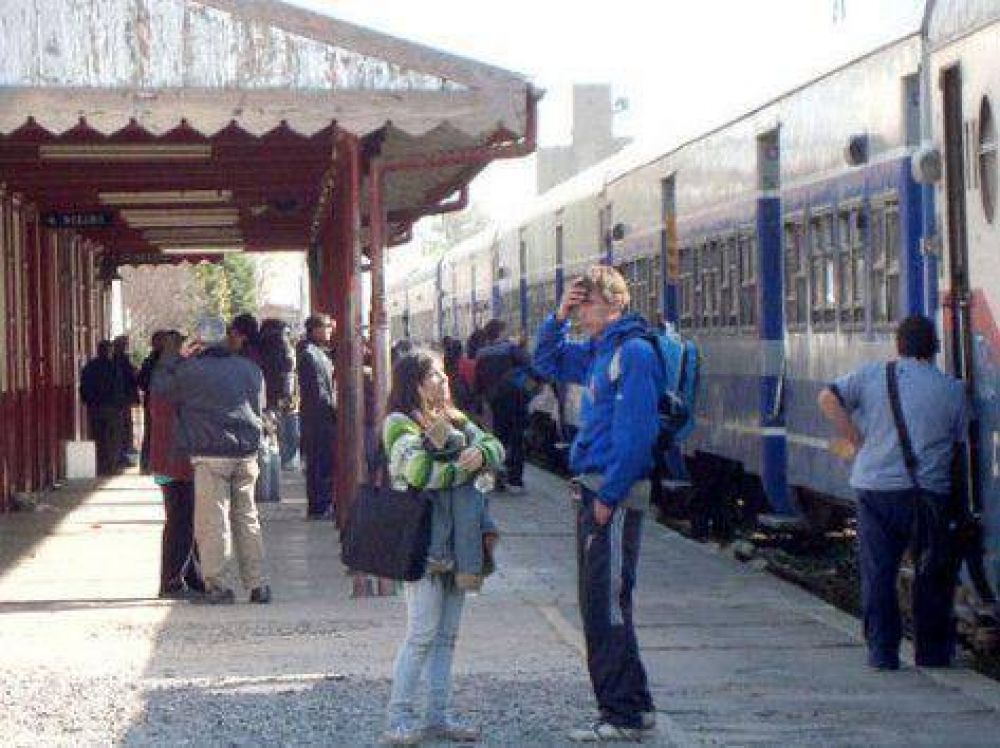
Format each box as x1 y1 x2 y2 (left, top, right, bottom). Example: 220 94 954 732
332 133 365 530
368 157 390 439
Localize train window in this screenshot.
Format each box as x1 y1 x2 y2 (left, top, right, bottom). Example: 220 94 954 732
837 206 865 325
783 219 807 327
719 236 735 328
809 212 837 327
678 245 694 329
980 96 997 224
870 199 901 325
738 230 757 328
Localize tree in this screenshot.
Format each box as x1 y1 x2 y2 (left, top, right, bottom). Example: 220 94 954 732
193 254 258 319
120 264 209 360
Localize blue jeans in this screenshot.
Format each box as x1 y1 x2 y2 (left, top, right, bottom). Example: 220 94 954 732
278 410 300 468
427 484 488 578
387 575 466 729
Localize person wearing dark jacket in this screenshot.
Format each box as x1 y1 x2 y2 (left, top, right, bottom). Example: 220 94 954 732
80 340 122 476
297 314 337 519
137 330 166 474
475 319 531 493
148 330 205 599
112 335 139 467
158 317 271 605
534 265 663 742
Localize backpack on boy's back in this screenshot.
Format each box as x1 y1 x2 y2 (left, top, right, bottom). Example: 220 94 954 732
608 321 700 479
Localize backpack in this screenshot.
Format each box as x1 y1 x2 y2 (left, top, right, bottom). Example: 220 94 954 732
475 342 518 401
608 324 700 448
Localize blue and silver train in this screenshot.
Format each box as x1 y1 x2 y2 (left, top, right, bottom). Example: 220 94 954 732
388 2 1000 619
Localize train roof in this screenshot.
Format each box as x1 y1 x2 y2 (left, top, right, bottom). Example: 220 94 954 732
929 0 1000 47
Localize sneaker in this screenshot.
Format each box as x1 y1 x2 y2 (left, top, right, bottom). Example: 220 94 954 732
379 724 422 745
506 483 526 495
191 587 235 605
424 717 480 742
567 720 643 742
249 585 272 604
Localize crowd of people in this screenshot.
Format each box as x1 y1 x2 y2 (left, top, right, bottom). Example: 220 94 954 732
78 261 972 743
79 311 342 604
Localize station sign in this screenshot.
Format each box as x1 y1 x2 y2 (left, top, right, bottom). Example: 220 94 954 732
42 211 114 229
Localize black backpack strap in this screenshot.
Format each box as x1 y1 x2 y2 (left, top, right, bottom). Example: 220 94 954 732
886 361 920 489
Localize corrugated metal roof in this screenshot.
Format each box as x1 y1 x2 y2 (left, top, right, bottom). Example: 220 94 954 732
0 0 530 140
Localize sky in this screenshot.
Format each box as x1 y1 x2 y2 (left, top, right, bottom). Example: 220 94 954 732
276 0 926 287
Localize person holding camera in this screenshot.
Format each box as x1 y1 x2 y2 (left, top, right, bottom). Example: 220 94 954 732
533 265 663 742
380 348 504 745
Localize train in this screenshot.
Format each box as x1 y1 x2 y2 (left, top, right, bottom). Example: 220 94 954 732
388 1 1000 625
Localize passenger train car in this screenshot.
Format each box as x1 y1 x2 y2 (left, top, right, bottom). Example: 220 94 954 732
388 2 1000 612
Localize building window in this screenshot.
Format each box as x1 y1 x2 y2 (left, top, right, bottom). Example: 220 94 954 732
980 96 997 224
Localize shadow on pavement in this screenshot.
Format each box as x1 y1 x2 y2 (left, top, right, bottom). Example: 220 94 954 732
0 478 107 584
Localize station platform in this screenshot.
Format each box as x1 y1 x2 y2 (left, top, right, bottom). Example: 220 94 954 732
2 466 1000 745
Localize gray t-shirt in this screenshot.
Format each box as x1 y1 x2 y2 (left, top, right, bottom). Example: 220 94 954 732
830 358 969 495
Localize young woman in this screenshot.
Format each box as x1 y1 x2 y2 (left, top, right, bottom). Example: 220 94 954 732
381 348 504 745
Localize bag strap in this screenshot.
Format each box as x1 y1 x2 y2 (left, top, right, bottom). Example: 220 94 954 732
886 361 920 489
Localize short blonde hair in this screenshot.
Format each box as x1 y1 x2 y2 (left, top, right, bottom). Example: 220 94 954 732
583 265 630 309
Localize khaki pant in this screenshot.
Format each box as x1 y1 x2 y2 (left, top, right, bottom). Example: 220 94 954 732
192 456 267 592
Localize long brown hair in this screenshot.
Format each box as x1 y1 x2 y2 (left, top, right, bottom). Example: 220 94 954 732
387 347 463 425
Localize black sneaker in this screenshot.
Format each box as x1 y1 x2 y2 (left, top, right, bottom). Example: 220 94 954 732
249 585 272 604
191 588 235 605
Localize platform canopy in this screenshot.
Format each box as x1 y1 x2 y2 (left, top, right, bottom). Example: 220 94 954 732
0 0 535 261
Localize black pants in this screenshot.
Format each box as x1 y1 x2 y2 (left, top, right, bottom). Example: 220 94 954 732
88 405 123 476
490 386 527 486
302 433 334 517
160 481 204 594
857 489 956 668
576 488 653 728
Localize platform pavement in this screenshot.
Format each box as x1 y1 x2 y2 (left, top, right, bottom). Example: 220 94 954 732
0 466 999 745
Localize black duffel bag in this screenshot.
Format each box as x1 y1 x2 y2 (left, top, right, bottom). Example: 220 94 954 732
341 465 432 582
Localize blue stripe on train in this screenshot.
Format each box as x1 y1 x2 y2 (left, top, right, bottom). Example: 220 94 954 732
757 195 791 514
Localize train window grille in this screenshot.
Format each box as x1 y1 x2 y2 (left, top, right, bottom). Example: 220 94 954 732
678 245 694 330
837 205 865 326
738 230 757 329
870 199 901 325
783 219 807 328
809 212 837 327
650 253 663 317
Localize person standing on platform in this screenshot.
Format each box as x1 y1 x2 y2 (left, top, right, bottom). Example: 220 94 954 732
112 335 139 468
534 265 661 742
137 330 166 474
160 317 271 605
297 314 337 520
148 330 205 599
475 319 531 493
80 340 122 477
819 314 969 670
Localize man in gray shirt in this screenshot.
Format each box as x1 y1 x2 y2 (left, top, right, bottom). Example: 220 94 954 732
819 315 969 669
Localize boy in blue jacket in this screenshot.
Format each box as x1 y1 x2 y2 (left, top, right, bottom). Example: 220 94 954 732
534 265 664 742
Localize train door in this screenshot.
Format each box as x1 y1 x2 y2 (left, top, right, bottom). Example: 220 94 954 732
942 62 1000 601
756 128 791 514
940 66 984 516
661 176 678 323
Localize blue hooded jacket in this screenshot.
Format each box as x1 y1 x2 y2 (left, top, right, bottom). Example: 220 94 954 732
533 313 664 506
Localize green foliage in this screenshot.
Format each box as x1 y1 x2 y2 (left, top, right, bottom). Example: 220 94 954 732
194 255 257 319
